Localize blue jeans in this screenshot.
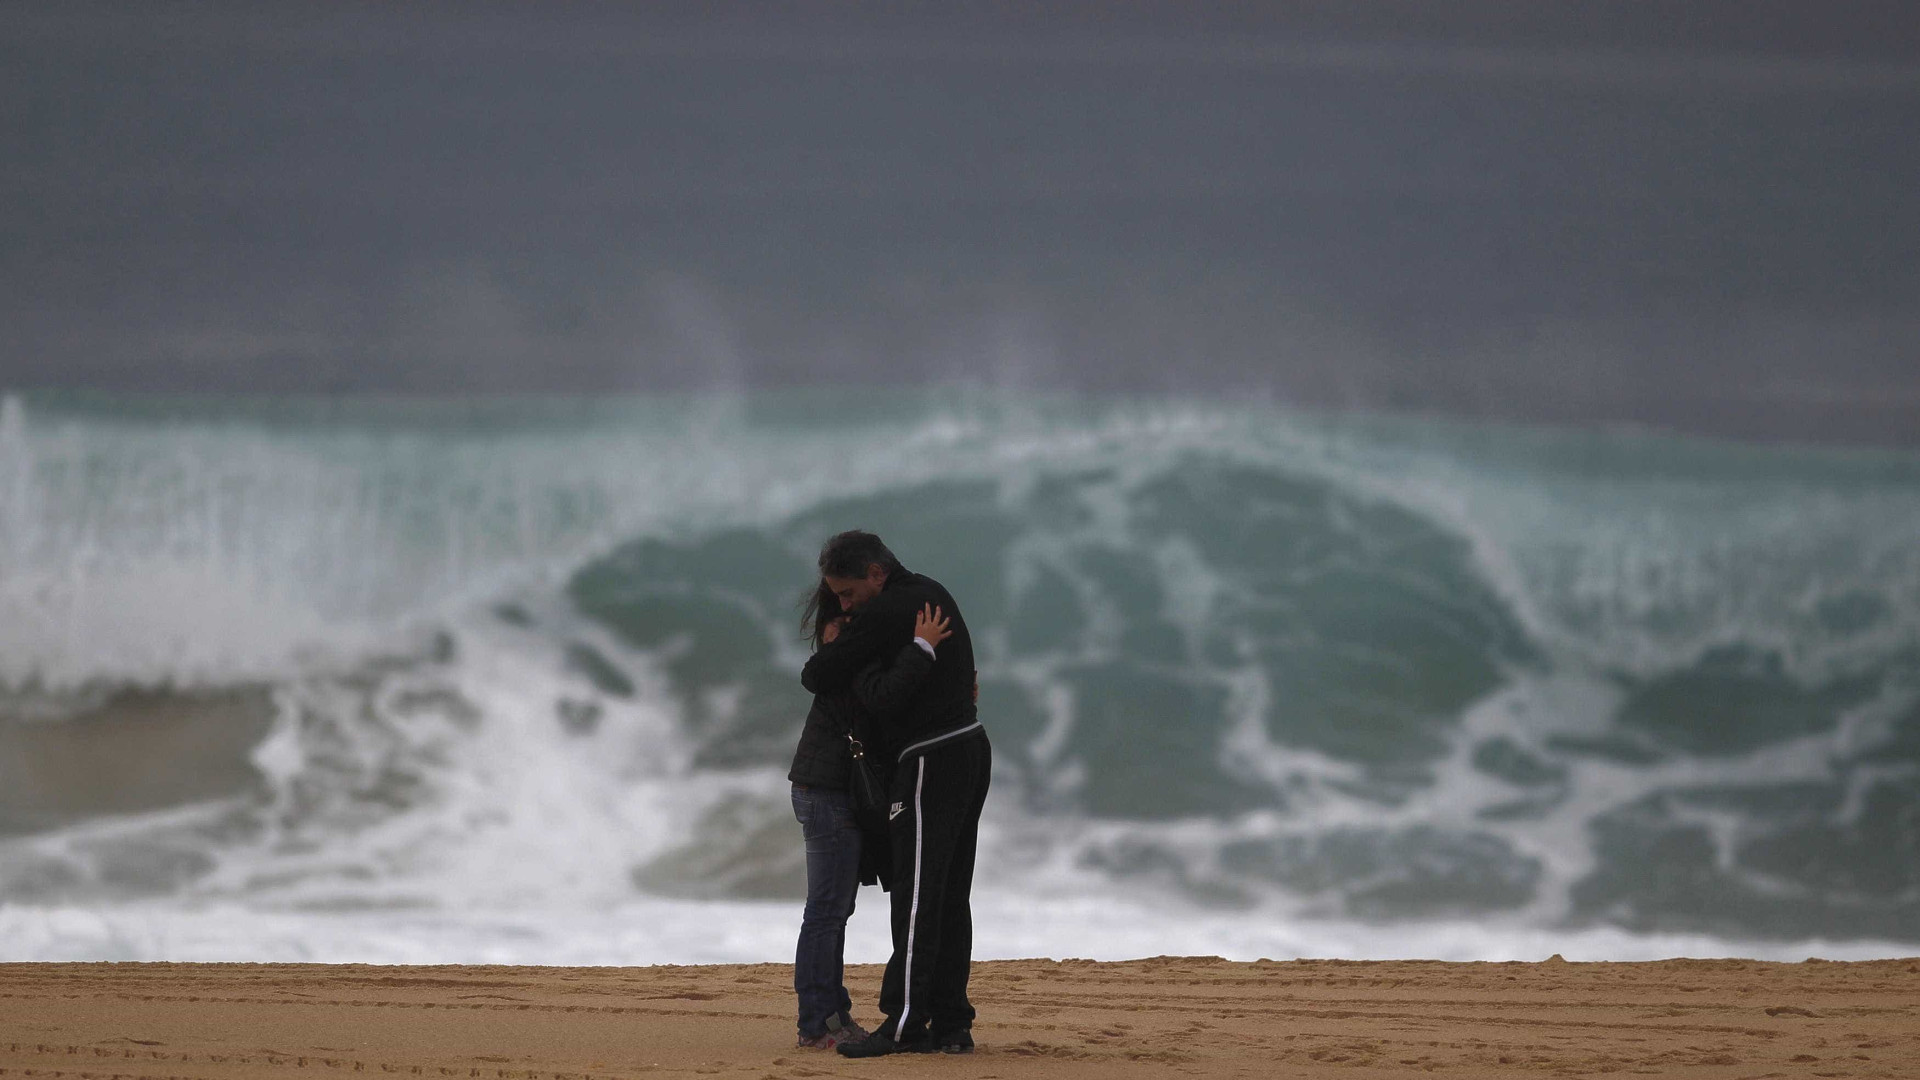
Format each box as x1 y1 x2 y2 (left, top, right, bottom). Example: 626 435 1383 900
792 783 862 1037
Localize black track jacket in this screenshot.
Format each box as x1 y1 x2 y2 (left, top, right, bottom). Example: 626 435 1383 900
799 570 978 758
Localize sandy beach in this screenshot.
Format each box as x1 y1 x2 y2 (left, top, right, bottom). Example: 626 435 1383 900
3 956 1916 1079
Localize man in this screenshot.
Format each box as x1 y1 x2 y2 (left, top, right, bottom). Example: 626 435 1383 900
801 530 990 1057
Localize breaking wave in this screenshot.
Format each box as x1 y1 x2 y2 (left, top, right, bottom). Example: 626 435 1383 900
2 390 1917 961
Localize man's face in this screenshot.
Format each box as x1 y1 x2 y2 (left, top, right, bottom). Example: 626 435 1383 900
823 564 887 613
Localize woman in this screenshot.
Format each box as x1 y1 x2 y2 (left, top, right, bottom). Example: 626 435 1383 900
788 585 952 1050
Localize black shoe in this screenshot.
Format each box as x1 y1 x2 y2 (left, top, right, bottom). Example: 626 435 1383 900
837 1030 928 1058
929 1029 974 1055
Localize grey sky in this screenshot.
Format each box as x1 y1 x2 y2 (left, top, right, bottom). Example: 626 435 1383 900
4 2 1918 442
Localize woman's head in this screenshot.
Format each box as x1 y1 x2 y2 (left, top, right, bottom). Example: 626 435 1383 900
801 579 846 648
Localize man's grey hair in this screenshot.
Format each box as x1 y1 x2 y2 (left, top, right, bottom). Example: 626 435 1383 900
817 530 905 580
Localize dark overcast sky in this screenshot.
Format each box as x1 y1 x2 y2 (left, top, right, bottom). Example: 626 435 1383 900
3 1 1918 442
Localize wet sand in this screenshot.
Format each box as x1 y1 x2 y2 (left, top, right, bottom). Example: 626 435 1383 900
2 955 1916 1078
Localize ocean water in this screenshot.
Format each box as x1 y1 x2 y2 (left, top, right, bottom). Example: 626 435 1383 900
1 389 1916 964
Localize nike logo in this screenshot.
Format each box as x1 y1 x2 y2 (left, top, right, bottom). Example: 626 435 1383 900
889 802 905 820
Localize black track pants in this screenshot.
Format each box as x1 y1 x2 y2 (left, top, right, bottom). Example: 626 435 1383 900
875 731 992 1041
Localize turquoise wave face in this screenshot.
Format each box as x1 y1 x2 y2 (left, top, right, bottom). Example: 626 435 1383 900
569 457 1540 813
564 437 1920 940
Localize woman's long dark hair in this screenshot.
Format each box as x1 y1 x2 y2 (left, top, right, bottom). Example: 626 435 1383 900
800 579 844 649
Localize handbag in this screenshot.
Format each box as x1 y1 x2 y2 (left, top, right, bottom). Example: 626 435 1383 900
847 731 897 889
845 733 887 813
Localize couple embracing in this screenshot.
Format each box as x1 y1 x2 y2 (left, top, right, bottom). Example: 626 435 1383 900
785 530 992 1058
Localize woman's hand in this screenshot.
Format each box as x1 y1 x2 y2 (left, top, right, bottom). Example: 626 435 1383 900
822 616 847 644
914 603 952 650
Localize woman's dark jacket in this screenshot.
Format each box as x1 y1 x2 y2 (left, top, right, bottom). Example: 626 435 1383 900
787 642 936 788
787 642 937 889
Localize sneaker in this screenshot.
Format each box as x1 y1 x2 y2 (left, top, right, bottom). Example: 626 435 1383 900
796 1017 869 1050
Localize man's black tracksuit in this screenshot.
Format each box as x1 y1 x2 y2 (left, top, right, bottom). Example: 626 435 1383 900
801 569 991 1046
